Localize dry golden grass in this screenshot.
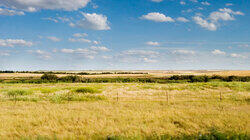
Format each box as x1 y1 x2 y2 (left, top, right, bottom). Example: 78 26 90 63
0 82 249 139
210 70 250 76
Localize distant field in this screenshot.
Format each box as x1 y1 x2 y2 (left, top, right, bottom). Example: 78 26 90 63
0 82 249 139
0 70 250 80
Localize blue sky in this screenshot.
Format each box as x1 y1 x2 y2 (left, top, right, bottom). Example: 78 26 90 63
0 0 249 70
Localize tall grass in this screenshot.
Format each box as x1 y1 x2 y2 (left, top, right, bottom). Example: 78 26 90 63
0 82 248 139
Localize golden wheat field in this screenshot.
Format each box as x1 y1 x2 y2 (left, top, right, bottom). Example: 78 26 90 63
0 82 249 139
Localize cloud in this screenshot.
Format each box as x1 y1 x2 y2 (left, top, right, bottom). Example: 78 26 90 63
28 50 51 60
172 50 195 55
76 13 111 30
146 41 160 46
193 8 244 31
230 53 247 59
190 0 198 2
209 8 244 22
193 16 217 31
177 17 189 22
0 39 33 47
60 46 110 59
68 38 91 43
0 8 24 16
118 49 159 63
61 49 75 53
180 1 186 5
42 17 58 23
123 50 159 56
211 49 226 55
151 0 163 2
93 41 100 45
226 3 233 6
238 44 250 48
90 46 110 51
210 8 244 22
0 0 90 12
140 12 174 22
47 36 61 42
73 33 88 38
0 51 10 56
61 48 96 59
69 33 101 44
209 9 234 22
143 57 158 63
201 2 210 6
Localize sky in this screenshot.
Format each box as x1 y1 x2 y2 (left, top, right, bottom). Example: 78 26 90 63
0 0 249 71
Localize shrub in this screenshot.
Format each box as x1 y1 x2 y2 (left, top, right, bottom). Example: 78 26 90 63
73 87 100 94
59 75 82 82
41 73 58 81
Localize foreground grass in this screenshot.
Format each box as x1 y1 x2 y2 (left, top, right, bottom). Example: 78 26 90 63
0 82 249 139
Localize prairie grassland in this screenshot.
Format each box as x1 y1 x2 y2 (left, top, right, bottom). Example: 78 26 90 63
0 82 249 139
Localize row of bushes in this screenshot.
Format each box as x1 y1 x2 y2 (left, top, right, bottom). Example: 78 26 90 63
0 70 15 73
13 74 247 83
0 71 148 75
1 73 249 83
169 75 250 82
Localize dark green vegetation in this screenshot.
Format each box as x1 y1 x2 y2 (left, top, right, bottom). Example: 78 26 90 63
1 73 250 84
0 70 148 75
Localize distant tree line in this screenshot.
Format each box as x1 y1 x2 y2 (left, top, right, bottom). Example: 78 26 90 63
1 73 249 84
0 71 148 75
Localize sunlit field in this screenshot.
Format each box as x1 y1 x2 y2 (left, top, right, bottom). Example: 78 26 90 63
0 82 249 139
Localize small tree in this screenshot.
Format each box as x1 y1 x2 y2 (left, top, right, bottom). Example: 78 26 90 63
41 73 58 81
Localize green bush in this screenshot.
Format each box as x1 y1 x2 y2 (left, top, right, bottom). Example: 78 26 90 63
73 87 100 94
41 73 58 81
58 75 82 82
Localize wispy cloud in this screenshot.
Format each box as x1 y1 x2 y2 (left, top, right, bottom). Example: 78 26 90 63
0 39 33 47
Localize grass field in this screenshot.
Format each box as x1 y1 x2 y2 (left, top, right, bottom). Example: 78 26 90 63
0 82 249 139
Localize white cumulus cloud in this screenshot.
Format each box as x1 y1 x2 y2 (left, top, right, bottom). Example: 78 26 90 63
141 12 174 22
193 16 217 31
230 53 247 59
177 17 189 22
211 49 226 55
146 41 160 46
193 8 244 31
76 13 111 30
